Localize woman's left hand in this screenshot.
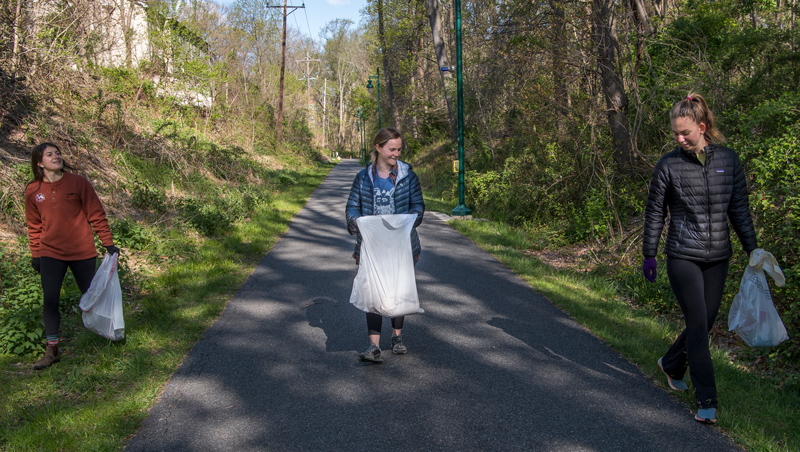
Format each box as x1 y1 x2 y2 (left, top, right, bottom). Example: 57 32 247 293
347 218 359 234
642 257 657 283
105 245 120 256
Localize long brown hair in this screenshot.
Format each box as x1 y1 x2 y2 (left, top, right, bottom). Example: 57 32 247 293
669 92 726 145
28 142 76 189
370 127 402 165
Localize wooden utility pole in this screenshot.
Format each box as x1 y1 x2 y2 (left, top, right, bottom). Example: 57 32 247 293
297 52 321 131
322 78 327 149
268 1 305 143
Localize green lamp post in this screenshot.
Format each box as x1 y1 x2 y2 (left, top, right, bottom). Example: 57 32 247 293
361 106 366 161
356 106 365 162
451 0 472 217
356 115 362 161
366 68 381 129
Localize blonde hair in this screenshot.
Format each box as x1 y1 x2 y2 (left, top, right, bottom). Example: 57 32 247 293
370 127 402 165
669 92 726 145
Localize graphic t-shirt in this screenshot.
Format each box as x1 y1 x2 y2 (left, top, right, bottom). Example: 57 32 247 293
373 175 396 215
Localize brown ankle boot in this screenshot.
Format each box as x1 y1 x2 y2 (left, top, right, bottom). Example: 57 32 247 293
33 344 60 370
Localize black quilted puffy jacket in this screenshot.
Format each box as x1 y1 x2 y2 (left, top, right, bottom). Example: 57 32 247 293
643 145 758 262
345 160 425 261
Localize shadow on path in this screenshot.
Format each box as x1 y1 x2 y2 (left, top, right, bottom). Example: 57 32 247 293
125 160 740 452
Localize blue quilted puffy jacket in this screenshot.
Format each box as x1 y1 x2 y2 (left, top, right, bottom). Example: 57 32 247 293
345 160 425 261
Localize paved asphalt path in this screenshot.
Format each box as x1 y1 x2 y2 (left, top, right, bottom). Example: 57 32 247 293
125 159 739 452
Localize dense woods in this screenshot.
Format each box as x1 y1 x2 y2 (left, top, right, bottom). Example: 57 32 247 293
1 0 798 406
356 0 800 381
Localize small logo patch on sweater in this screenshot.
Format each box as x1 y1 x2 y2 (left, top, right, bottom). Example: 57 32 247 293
35 193 45 203
716 169 725 173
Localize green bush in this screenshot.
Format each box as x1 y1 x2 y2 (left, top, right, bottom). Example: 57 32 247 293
240 185 272 212
0 250 43 356
179 197 232 236
111 218 154 251
278 173 298 186
129 180 167 214
734 95 800 364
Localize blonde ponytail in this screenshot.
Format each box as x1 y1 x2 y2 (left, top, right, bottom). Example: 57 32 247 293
669 92 726 145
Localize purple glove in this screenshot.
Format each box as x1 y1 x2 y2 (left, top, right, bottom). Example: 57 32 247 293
642 257 657 283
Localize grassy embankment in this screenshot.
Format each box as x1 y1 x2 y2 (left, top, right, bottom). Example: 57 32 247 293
424 195 799 452
0 159 331 450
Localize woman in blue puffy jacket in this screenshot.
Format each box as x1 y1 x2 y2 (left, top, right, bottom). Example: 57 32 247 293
642 93 758 424
346 127 425 363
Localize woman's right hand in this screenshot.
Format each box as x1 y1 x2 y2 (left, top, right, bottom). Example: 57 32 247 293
31 257 41 274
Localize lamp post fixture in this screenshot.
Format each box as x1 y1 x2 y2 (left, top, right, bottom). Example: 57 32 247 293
451 0 472 217
366 68 381 129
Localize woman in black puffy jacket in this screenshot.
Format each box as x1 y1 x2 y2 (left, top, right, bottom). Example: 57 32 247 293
642 93 758 424
346 127 425 364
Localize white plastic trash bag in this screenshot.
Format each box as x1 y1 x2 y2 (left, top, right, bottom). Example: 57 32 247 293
79 253 125 340
728 249 788 347
350 214 423 317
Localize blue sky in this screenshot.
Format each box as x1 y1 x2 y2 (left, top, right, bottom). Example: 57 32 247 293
215 0 367 40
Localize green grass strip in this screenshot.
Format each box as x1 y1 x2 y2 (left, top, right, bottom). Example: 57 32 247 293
444 215 799 452
0 167 331 451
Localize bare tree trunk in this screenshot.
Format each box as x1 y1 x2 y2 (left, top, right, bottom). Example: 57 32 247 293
655 0 673 17
549 0 568 139
447 0 456 58
377 0 400 128
593 0 634 174
427 0 456 139
628 0 653 35
11 0 24 76
118 0 135 67
793 0 798 89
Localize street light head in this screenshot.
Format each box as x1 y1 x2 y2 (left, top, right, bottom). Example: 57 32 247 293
366 80 374 94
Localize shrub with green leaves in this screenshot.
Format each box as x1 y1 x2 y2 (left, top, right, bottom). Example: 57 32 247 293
111 217 155 251
129 180 167 214
734 94 800 364
179 197 232 236
0 251 44 356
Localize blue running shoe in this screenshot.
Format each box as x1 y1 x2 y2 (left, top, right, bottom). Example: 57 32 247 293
658 357 689 392
695 407 717 424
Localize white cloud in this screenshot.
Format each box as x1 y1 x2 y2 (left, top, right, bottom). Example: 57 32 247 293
326 0 351 6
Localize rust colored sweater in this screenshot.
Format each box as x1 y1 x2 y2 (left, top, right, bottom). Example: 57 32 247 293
25 172 114 260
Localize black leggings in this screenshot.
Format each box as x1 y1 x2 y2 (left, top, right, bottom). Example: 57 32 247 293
40 256 97 338
661 257 729 408
366 313 404 336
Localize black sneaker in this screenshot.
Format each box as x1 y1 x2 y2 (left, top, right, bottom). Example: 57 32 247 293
391 335 407 355
358 344 383 363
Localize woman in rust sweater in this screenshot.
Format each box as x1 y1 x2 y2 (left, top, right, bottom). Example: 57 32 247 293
25 142 119 370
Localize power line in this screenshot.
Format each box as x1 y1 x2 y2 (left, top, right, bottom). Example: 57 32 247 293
303 5 313 39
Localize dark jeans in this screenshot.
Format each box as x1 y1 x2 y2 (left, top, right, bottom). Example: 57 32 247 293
41 256 97 338
662 257 729 408
366 313 404 336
